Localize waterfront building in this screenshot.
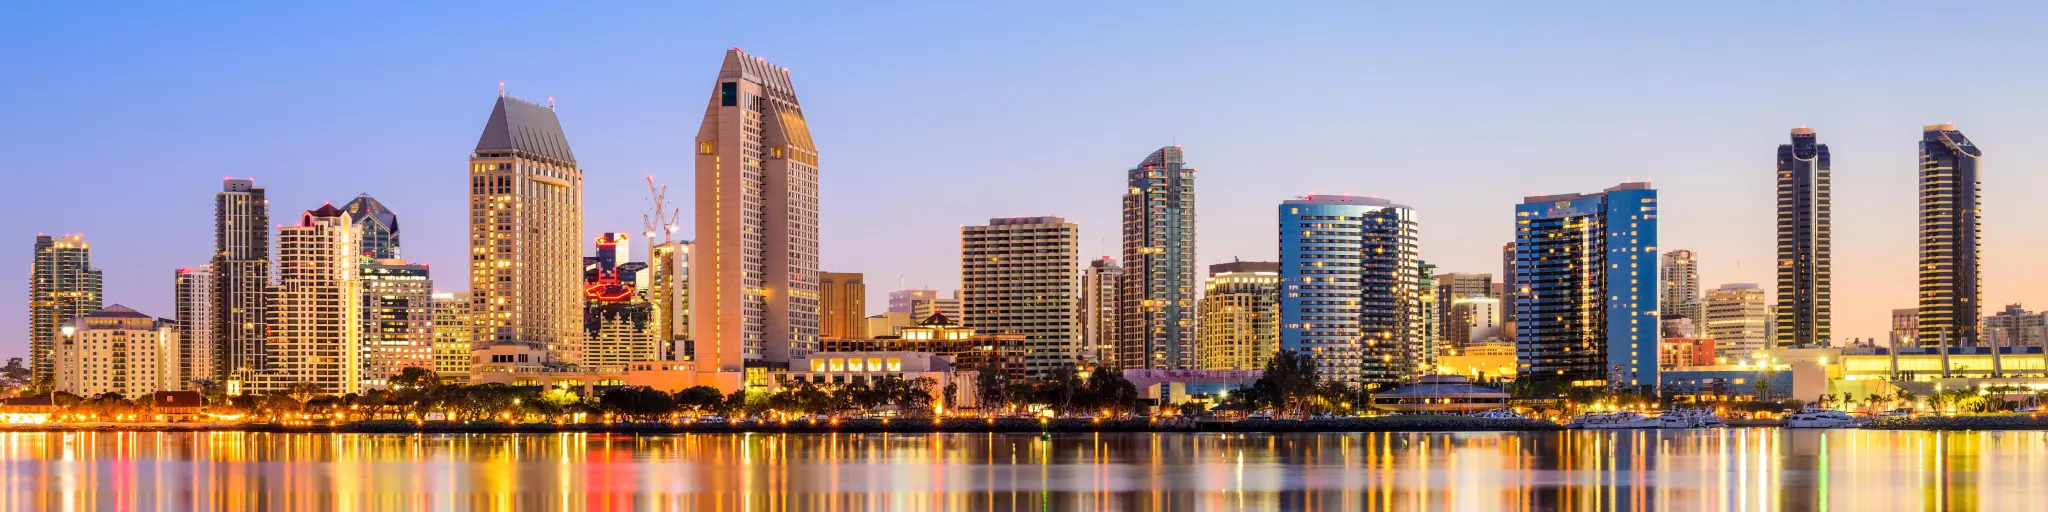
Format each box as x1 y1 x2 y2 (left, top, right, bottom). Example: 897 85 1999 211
360 259 433 387
693 48 822 372
1658 337 1718 369
341 194 401 259
887 289 938 314
819 313 1028 382
1368 375 1508 414
961 216 1081 377
30 234 102 385
1446 297 1503 345
1916 123 1983 346
212 178 270 382
646 241 690 360
1983 304 2046 351
1279 195 1424 386
1197 261 1280 371
172 267 215 388
819 272 866 340
582 233 659 373
54 305 179 400
1775 128 1832 348
1659 250 1703 323
1435 342 1518 381
1512 182 1659 390
1116 146 1198 371
781 351 983 410
470 94 584 366
430 292 471 380
1080 258 1122 366
256 205 361 395
1433 273 1493 349
1705 283 1769 356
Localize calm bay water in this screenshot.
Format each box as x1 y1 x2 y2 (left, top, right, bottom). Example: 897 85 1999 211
0 429 2041 511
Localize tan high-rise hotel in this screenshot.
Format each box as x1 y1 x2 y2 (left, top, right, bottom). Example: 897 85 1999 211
468 94 585 366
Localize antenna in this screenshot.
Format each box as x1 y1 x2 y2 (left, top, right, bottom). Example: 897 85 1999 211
498 81 506 96
643 176 680 244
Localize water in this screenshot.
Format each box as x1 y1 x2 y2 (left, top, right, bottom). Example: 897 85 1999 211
0 429 2040 511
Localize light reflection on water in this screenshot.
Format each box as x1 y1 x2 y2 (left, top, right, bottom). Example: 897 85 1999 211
0 429 2041 511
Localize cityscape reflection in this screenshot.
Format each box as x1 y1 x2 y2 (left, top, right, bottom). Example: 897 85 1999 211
0 430 2043 511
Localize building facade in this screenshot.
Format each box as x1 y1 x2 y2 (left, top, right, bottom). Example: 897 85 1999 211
213 179 269 382
30 234 102 385
430 292 472 380
1279 195 1424 386
1080 258 1122 367
173 267 215 388
910 297 960 321
55 305 179 399
1446 297 1503 346
361 259 433 387
342 194 401 260
1775 127 1832 348
887 290 938 314
1983 304 2045 351
1116 146 1198 371
1659 249 1703 323
1198 261 1280 371
1704 283 1769 357
819 272 866 339
582 233 658 373
469 94 584 366
693 48 821 371
1512 182 1659 390
1916 123 1983 346
961 216 1081 377
647 241 691 361
257 205 361 395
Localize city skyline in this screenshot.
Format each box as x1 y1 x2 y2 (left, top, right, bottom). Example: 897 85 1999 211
14 3 2048 358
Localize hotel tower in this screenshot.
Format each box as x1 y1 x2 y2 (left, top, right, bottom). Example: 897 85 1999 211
468 94 585 365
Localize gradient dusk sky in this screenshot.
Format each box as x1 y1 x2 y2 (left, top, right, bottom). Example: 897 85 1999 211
7 2 2048 358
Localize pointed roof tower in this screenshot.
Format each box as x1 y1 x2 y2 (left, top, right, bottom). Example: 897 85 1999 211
476 95 577 165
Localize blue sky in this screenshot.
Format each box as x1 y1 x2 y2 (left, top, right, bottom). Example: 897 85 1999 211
7 1 2048 358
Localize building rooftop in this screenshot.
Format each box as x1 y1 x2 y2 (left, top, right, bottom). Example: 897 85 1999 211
1283 194 1409 209
475 95 577 164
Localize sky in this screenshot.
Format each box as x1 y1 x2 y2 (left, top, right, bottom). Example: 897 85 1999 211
6 1 2048 359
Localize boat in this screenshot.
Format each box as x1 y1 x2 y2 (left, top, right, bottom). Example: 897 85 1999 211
1656 408 1726 429
1785 407 1866 429
1566 411 1661 429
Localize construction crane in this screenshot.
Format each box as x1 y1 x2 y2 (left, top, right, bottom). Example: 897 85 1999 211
642 175 680 243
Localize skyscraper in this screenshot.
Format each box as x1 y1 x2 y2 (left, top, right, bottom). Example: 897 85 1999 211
361 259 433 387
1433 273 1492 350
258 205 361 395
1659 250 1702 323
1704 283 1769 357
430 292 472 380
1501 243 1517 340
819 272 866 339
1418 261 1440 370
342 194 401 259
961 216 1082 377
173 267 215 388
1198 261 1280 371
1916 123 1982 347
1079 258 1123 366
647 241 690 361
213 178 269 381
1446 297 1503 345
30 234 102 384
1116 146 1198 371
1513 182 1659 390
1279 195 1424 386
693 48 821 371
887 289 938 314
469 94 584 365
582 233 658 372
1775 127 1831 348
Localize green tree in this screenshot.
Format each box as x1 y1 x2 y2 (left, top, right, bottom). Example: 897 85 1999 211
390 367 442 390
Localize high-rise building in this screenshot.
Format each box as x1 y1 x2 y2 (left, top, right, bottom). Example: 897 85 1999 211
819 272 866 339
469 94 584 366
342 194 401 259
1418 261 1440 369
361 259 433 387
1279 195 1424 386
1775 128 1831 348
1704 283 1769 357
1500 243 1517 340
30 234 102 385
887 290 938 314
647 241 691 361
258 205 361 395
1512 182 1659 390
1433 273 1492 349
1446 297 1503 345
961 216 1081 377
1659 250 1703 323
1916 123 1983 346
582 233 659 372
430 292 472 380
693 48 821 371
1198 261 1280 371
1983 304 2045 351
213 178 269 382
1890 308 1919 348
1117 146 1198 371
1079 258 1123 367
54 305 179 399
173 267 216 388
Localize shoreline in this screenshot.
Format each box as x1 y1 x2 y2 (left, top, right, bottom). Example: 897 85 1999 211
0 416 1565 434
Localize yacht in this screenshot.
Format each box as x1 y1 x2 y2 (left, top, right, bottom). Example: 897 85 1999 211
1566 411 1662 429
1657 408 1726 429
1785 407 1865 429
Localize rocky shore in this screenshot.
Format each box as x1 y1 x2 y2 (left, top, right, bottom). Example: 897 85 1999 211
0 415 1563 434
1864 414 2048 431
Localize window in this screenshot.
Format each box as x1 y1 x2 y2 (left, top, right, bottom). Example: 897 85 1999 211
721 82 739 107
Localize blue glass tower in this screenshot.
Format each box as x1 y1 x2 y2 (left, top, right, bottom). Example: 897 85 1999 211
1279 195 1423 386
1512 182 1658 391
1116 146 1197 370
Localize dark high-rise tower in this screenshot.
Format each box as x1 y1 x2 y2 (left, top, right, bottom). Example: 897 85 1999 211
29 234 102 384
1774 128 1831 348
212 179 269 380
1116 146 1198 371
1916 123 1982 346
